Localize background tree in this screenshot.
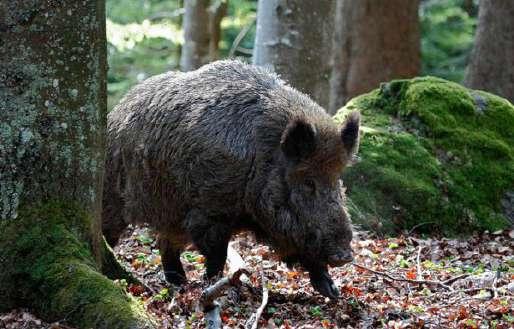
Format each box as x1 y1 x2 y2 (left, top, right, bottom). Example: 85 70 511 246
464 0 514 103
329 0 421 113
252 0 335 109
180 0 211 71
181 0 228 71
0 1 155 328
209 0 229 61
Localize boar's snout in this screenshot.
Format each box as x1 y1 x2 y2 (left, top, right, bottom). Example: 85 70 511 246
328 248 353 267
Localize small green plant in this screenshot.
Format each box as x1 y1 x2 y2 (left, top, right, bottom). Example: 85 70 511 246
153 288 170 301
136 233 154 245
309 306 323 318
182 251 202 263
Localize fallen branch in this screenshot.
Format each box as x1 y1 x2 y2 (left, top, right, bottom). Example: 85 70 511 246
353 263 469 291
201 268 251 329
201 268 251 310
245 271 269 329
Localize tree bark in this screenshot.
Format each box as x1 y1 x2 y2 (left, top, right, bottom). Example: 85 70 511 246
464 0 514 103
328 0 421 113
0 1 155 328
208 0 228 61
253 0 335 109
181 0 211 71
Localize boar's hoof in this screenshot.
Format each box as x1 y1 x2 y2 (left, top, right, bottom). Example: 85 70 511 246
164 270 187 286
310 270 340 299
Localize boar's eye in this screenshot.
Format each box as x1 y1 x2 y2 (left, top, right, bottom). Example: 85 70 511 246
304 179 316 194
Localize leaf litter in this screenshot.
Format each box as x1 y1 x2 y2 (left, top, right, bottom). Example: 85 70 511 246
1 226 512 328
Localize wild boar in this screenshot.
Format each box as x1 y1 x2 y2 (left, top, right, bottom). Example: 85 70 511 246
103 60 359 299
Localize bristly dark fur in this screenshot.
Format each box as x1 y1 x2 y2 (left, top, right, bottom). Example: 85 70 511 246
102 60 360 298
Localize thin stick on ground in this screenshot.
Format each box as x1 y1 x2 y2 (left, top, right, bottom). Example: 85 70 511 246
416 246 423 281
245 270 269 329
353 263 470 291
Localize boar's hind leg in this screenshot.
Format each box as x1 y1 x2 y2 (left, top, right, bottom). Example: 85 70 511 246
102 194 128 247
159 237 187 285
185 210 232 278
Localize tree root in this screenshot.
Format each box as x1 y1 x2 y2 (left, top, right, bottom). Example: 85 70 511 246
0 202 157 329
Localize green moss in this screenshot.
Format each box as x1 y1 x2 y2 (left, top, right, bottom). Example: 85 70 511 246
0 201 156 329
335 77 514 235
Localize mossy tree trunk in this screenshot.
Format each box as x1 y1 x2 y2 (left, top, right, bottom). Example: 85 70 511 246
252 0 335 109
0 1 155 328
464 0 514 103
328 0 421 113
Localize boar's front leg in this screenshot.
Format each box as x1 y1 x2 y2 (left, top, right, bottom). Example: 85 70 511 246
159 237 187 285
185 210 232 278
309 267 340 299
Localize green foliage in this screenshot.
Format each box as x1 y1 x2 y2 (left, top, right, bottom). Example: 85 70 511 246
106 0 257 111
335 77 514 235
421 0 477 82
220 0 257 57
106 0 180 24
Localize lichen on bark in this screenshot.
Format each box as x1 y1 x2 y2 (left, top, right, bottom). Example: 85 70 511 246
0 1 106 220
0 2 156 327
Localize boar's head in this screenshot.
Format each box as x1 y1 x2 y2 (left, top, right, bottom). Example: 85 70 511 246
257 111 360 299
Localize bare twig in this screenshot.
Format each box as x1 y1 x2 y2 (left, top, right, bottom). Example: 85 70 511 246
353 263 470 291
245 271 269 329
443 273 470 286
408 221 437 235
228 16 256 58
492 269 500 298
148 8 185 21
416 246 423 281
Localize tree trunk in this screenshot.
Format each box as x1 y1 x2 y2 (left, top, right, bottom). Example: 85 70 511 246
181 0 211 71
464 0 514 103
328 0 421 113
253 0 335 109
208 0 228 61
0 1 155 328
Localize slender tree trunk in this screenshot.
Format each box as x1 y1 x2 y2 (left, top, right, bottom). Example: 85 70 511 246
181 0 211 71
208 0 228 61
0 1 155 328
464 0 514 103
329 0 421 113
253 0 335 109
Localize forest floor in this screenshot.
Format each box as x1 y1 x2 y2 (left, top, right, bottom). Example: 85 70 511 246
1 227 513 329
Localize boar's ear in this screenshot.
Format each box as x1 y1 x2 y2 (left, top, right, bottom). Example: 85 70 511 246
341 111 360 157
281 119 318 161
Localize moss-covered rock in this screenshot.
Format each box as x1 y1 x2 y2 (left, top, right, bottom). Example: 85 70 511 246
334 77 514 235
0 201 156 329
